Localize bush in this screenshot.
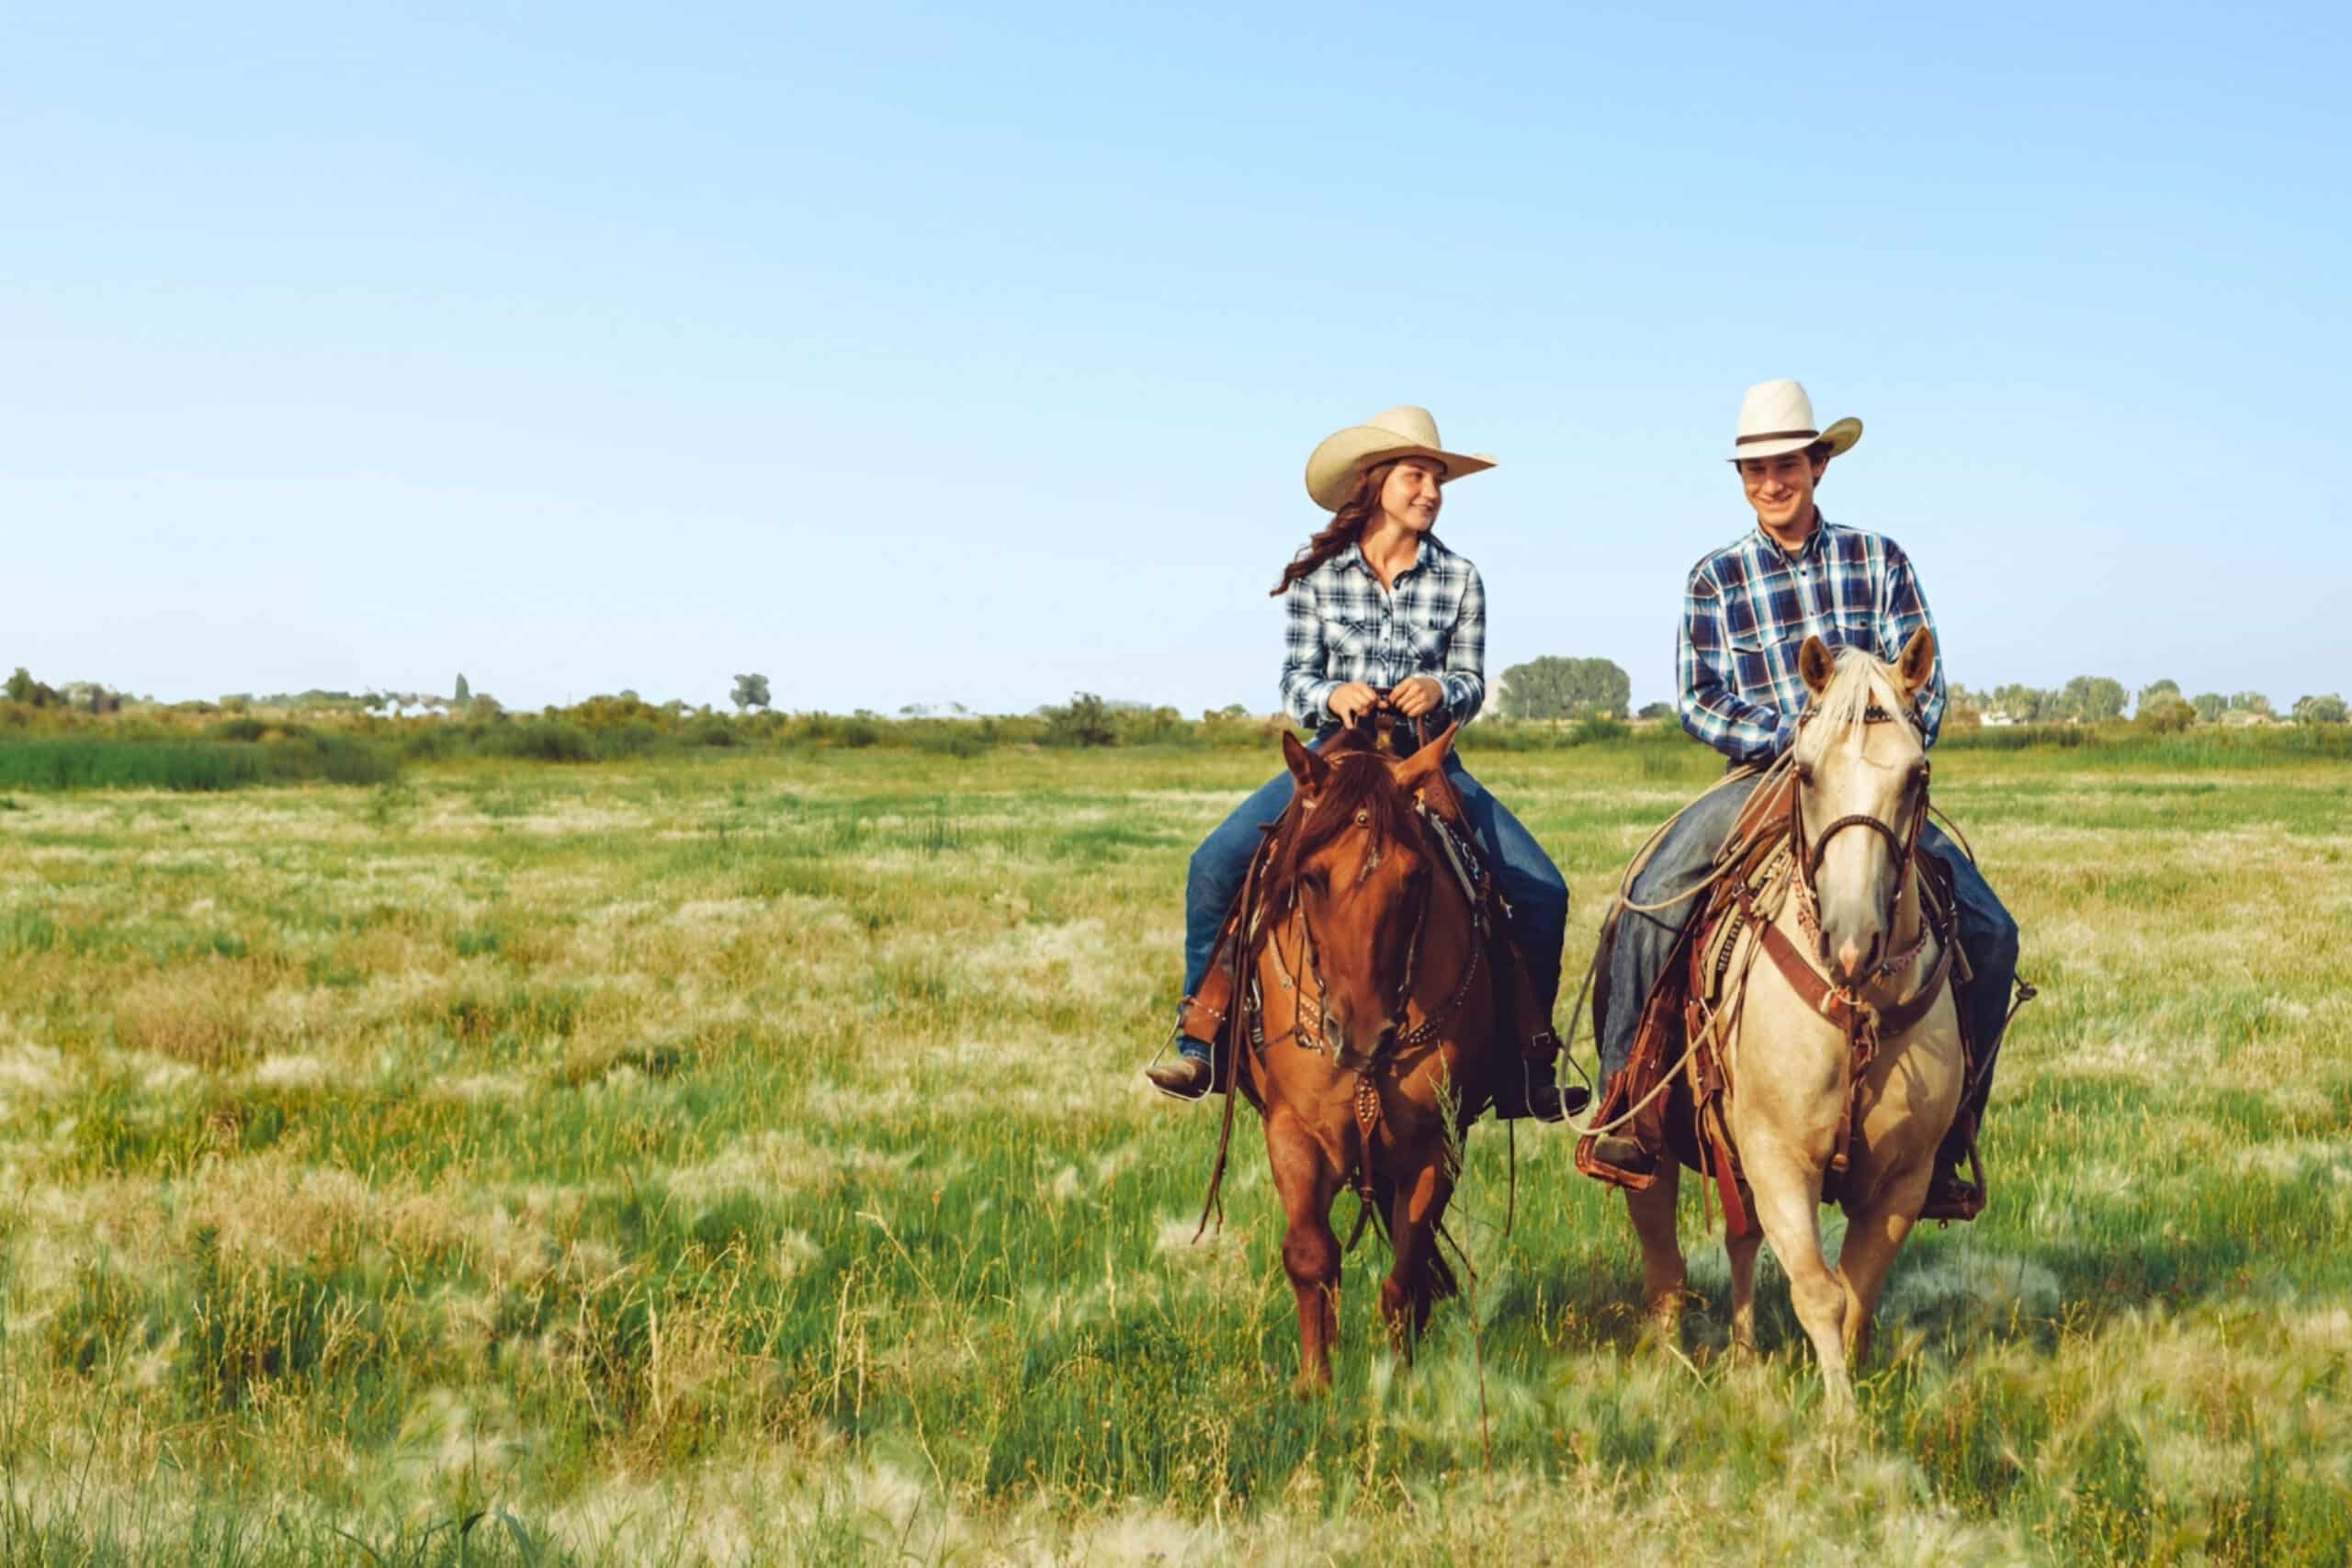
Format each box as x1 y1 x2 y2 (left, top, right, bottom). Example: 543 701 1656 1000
1041 693 1117 748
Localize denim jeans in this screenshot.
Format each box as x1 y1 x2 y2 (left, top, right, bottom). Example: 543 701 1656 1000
1598 774 2021 1125
1182 744 1568 1012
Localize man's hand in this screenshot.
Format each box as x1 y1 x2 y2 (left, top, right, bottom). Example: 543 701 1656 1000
1390 676 1445 718
1327 682 1382 724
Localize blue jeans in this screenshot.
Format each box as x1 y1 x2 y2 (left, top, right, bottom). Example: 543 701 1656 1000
1598 773 2020 1143
1182 744 1568 1012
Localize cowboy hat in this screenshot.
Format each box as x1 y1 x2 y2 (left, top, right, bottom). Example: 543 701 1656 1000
1727 379 1861 462
1305 405 1495 513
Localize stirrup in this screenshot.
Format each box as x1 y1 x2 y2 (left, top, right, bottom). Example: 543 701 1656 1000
1144 1055 1213 1100
1589 1133 1656 1173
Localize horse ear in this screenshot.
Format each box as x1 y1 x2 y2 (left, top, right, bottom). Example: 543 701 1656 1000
1281 730 1328 795
1393 722 1459 794
1896 626 1937 701
1799 636 1837 697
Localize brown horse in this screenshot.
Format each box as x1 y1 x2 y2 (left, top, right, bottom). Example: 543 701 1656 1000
1213 720 1506 1386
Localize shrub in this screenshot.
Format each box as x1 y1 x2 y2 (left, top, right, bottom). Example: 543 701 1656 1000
1041 693 1116 748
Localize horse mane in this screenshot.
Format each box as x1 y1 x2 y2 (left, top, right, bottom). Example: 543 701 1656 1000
1268 749 1420 897
1808 646 1906 732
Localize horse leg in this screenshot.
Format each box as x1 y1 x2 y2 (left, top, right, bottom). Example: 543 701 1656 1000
1742 1136 1853 1415
1265 1111 1343 1388
1379 1145 1453 1359
1623 1158 1686 1350
1725 1223 1764 1360
1831 1201 1918 1368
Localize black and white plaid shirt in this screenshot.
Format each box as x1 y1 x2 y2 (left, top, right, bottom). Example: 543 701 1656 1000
1279 534 1486 729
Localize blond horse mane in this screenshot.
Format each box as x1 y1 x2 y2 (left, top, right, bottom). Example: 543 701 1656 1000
1806 646 1911 736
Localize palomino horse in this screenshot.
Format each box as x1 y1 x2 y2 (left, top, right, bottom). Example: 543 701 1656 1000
1627 628 1964 1413
1213 720 1505 1386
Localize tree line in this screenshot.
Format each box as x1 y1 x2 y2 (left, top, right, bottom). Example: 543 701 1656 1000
1485 660 2346 728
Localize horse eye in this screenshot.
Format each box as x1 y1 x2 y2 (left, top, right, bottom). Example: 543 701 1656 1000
1353 809 1369 826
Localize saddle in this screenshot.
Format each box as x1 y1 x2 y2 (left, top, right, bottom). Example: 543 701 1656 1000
1179 743 1560 1117
1575 770 1982 1231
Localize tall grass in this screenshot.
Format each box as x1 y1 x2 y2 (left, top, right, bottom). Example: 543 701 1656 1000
0 735 398 792
2 746 2349 1561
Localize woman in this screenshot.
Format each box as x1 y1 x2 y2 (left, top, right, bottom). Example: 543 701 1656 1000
1144 405 1573 1120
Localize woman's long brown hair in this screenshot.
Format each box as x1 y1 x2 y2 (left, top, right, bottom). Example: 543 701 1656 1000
1270 460 1396 597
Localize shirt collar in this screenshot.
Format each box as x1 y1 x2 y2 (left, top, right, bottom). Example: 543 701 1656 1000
1341 532 1448 580
1750 511 1833 566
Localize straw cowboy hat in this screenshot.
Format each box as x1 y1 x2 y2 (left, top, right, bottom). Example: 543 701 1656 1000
1305 405 1496 513
1728 379 1862 462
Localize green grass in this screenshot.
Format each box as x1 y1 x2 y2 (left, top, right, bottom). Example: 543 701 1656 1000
0 734 398 791
1 743 2347 1562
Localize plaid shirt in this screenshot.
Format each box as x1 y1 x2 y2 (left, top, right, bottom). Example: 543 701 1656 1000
1280 534 1486 728
1678 514 1946 763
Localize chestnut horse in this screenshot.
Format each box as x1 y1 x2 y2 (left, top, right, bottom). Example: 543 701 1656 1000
1626 629 1964 1413
1207 720 1508 1386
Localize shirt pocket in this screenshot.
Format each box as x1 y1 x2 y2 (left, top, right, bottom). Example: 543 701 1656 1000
1403 621 1447 669
1321 615 1379 660
1725 639 1780 698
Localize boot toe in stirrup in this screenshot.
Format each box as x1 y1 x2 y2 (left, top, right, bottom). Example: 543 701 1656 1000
1589 1133 1656 1173
1144 1056 1214 1100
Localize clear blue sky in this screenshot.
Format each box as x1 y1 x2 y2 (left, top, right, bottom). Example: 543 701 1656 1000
6 2 2346 714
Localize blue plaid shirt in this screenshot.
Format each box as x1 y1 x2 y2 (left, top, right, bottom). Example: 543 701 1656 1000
1678 515 1946 763
1280 535 1486 728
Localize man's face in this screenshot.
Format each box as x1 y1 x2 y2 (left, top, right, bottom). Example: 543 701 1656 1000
1381 457 1447 532
1736 448 1829 535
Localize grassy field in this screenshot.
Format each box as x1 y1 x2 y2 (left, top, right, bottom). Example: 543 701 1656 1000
0 740 2347 1564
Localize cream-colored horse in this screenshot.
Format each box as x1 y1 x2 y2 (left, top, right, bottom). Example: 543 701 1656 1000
1628 628 1964 1414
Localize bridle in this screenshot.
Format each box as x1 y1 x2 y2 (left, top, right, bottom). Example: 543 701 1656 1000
1787 701 1934 983
1266 798 1483 1062
1261 696 1485 1063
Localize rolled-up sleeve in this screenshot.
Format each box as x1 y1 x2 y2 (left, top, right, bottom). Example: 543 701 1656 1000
1279 580 1337 727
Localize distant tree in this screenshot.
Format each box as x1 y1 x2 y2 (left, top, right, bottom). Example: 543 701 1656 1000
2228 691 2274 717
2190 691 2226 723
454 672 471 705
2291 693 2348 724
1636 700 1674 722
1498 656 1631 720
469 694 504 717
618 688 639 704
1040 692 1116 747
4 668 54 706
2059 675 2128 723
730 673 772 712
220 693 253 713
2135 694 2196 734
2134 678 2180 715
1991 683 2052 722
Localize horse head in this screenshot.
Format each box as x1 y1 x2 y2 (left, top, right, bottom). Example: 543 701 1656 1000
1275 722 1458 1071
1791 626 1937 989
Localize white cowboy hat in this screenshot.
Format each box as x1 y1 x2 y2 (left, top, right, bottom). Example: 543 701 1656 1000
1727 379 1862 462
1305 405 1496 513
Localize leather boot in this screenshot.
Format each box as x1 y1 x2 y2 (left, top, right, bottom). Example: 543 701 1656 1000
1144 1048 1214 1100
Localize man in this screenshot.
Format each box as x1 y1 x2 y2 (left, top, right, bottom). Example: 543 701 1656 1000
1590 379 2020 1219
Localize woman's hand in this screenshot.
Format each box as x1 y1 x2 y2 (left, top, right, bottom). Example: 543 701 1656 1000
1327 682 1382 724
1389 676 1446 718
